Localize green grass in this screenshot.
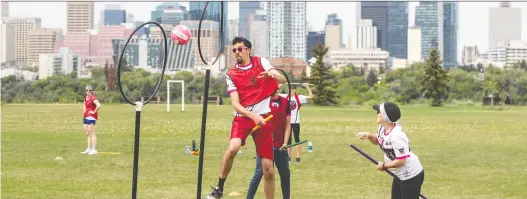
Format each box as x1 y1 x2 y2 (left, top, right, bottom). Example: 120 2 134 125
2 104 527 199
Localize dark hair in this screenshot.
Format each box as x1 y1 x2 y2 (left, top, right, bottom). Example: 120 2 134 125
231 37 252 49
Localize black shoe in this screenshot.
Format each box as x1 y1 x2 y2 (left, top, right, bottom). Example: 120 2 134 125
295 157 301 163
205 186 223 199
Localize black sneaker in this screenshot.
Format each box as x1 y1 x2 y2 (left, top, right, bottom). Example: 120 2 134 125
205 186 223 199
295 157 301 163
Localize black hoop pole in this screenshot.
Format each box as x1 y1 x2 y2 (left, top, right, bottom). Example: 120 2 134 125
196 2 225 199
115 21 168 199
275 69 291 119
350 144 428 199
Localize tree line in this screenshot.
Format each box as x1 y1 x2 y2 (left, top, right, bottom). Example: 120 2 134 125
3 46 527 106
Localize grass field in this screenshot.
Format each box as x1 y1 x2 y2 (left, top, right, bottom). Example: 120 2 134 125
2 104 527 199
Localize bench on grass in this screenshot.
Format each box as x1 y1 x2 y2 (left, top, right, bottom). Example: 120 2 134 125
139 96 163 104
199 96 223 105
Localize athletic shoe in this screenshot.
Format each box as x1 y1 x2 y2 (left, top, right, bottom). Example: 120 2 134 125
205 186 223 199
295 157 301 163
80 149 90 154
88 149 98 155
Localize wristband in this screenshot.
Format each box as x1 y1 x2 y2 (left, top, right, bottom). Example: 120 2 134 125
382 163 387 169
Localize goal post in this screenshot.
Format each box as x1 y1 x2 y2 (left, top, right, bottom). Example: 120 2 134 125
167 80 185 112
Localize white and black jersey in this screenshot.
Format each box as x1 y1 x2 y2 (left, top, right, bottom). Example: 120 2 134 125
376 123 423 181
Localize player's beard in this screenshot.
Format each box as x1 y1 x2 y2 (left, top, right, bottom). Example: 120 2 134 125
236 55 243 64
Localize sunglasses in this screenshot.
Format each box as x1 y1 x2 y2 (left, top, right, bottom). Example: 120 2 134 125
86 90 91 92
232 46 248 53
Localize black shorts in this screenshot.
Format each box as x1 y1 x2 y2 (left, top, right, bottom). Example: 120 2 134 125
391 170 425 199
287 123 301 144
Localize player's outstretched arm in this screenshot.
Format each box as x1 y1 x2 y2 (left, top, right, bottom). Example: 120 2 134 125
269 69 286 84
304 84 313 99
356 132 379 145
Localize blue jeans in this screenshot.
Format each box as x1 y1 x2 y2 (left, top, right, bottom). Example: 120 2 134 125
247 147 290 199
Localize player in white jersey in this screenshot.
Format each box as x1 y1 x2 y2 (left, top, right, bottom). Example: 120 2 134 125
356 102 425 199
279 83 312 162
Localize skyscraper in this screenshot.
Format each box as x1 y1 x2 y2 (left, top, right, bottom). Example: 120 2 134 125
239 2 261 39
3 17 42 63
442 2 458 67
1 1 8 17
268 2 307 60
151 3 188 26
306 31 325 60
386 2 408 59
250 9 268 58
102 4 126 26
189 2 228 43
489 2 522 50
415 2 443 61
361 2 388 50
325 13 342 50
67 1 94 32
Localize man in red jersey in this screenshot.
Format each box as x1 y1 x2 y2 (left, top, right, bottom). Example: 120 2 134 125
81 85 102 155
246 88 292 199
206 37 286 199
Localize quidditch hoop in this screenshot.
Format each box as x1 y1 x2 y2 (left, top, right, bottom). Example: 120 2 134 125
117 21 168 105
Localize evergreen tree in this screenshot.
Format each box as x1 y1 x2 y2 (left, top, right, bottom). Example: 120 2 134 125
420 48 449 106
366 69 377 88
304 44 339 106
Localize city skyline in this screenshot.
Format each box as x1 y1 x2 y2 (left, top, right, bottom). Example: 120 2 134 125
4 2 527 62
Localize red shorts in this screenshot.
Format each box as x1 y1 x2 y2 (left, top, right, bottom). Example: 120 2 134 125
230 115 274 160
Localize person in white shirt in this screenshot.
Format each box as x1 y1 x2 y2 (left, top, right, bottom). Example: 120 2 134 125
356 102 425 199
279 83 312 162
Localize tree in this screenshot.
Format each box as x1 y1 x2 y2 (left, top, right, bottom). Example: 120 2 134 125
420 48 449 107
304 44 339 106
104 59 110 90
521 60 527 70
366 69 377 88
379 66 385 75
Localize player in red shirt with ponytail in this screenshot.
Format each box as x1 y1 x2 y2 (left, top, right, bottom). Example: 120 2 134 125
81 85 102 155
207 37 286 199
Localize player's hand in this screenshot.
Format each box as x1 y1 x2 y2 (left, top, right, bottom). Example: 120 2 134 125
376 162 385 171
88 110 96 115
251 114 266 127
280 143 288 151
356 132 372 140
257 71 273 79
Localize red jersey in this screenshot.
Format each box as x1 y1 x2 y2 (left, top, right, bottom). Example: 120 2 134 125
269 96 291 147
226 56 279 107
84 95 98 119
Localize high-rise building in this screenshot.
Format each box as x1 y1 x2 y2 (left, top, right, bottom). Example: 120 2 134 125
1 1 8 17
250 10 268 58
67 1 94 32
149 24 173 39
415 2 443 61
0 21 15 64
488 2 522 50
461 45 479 66
268 2 307 60
239 2 261 38
228 19 238 43
387 2 408 59
325 13 342 50
361 2 388 50
112 37 194 71
3 17 42 63
180 20 220 70
407 27 422 64
189 2 228 43
306 31 325 60
28 28 57 66
102 4 126 26
443 2 458 67
355 19 377 49
151 2 188 25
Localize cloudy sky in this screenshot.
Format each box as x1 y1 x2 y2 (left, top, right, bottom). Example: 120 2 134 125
5 1 527 61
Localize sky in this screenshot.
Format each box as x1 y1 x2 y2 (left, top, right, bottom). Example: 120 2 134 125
5 1 527 62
